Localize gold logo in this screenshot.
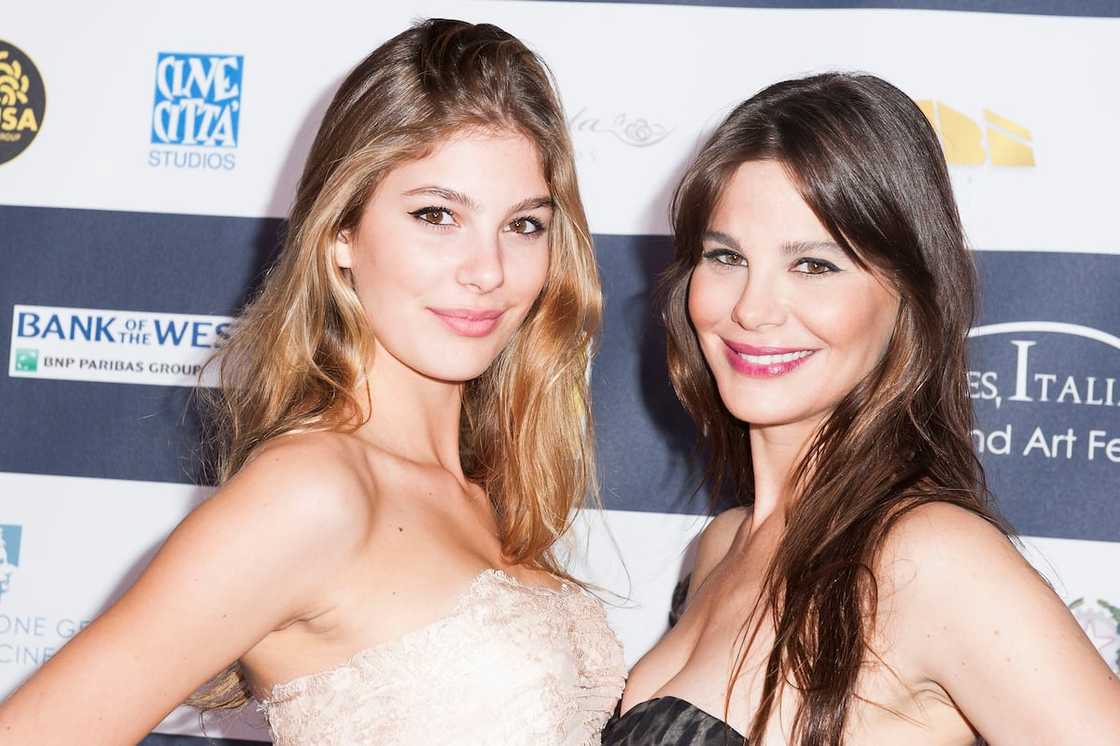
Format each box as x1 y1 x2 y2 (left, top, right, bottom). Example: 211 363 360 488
917 100 1034 167
0 40 45 165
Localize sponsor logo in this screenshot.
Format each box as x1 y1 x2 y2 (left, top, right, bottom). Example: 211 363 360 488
568 106 672 166
13 348 36 373
968 322 1120 463
148 51 243 171
568 107 672 148
0 526 20 601
1069 598 1120 673
8 304 233 387
917 100 1033 167
0 40 46 165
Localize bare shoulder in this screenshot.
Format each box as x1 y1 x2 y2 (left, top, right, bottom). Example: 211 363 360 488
874 500 1052 670
205 431 377 562
689 506 750 596
875 500 1022 593
700 506 751 557
875 506 1120 741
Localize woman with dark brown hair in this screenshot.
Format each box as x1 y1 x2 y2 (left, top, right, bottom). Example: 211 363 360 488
603 73 1120 745
0 19 624 745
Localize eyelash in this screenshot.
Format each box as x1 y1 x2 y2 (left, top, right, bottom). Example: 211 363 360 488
701 248 745 267
408 206 547 239
700 249 840 276
794 258 840 275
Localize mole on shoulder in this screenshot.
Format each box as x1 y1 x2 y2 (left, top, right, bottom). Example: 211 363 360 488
398 526 404 532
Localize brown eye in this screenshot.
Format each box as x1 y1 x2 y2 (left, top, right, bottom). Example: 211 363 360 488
410 207 454 226
794 259 837 275
509 217 544 235
702 249 746 267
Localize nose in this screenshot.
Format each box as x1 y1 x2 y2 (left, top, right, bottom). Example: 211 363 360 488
456 233 504 293
730 271 787 331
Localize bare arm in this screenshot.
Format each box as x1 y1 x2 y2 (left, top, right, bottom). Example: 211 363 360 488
883 502 1120 745
0 438 368 746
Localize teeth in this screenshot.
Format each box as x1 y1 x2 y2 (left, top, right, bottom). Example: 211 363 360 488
736 350 812 365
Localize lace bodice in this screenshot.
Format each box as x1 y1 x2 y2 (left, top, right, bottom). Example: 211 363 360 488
258 569 626 745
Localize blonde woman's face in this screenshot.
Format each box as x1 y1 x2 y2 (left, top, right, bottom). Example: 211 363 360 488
339 131 552 383
688 159 899 428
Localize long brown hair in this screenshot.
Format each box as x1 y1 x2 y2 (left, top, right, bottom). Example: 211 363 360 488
193 18 601 710
663 73 1012 744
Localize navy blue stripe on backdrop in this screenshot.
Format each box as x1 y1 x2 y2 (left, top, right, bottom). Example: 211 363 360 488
529 0 1120 17
2 206 1119 540
0 205 284 486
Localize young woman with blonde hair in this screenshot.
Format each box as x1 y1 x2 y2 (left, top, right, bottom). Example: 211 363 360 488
0 19 624 745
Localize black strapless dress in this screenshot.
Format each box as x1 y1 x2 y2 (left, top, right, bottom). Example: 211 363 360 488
601 696 745 745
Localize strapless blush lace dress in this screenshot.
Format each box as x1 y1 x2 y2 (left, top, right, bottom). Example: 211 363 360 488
258 568 626 745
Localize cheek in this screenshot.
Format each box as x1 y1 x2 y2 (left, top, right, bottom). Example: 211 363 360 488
358 232 442 303
687 269 732 332
803 281 898 362
505 242 550 300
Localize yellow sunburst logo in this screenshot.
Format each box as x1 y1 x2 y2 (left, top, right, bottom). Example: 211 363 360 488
917 100 1033 167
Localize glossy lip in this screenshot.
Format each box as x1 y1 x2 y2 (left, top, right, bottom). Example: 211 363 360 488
429 307 506 338
722 339 817 378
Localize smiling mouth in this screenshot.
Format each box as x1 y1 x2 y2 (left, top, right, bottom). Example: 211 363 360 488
429 308 506 338
722 341 817 377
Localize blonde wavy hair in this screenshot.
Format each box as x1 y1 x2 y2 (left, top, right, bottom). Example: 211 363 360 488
192 18 601 710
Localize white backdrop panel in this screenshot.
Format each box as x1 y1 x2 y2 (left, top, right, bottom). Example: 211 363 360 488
0 2 1116 252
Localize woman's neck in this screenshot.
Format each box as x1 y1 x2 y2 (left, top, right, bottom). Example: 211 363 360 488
352 342 466 480
747 415 824 525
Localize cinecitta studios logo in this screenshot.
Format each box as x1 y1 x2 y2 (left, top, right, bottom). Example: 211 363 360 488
148 51 243 171
0 40 45 165
8 304 233 387
0 525 21 601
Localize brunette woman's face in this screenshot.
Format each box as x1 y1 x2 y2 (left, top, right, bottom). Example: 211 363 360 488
688 160 900 428
337 130 552 383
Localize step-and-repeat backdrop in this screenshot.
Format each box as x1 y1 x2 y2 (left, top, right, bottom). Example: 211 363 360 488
2 1 1118 742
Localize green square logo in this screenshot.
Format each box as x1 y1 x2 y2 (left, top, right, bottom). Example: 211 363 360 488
14 348 38 373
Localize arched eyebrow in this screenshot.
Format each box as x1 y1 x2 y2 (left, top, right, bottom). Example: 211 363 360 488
402 186 552 216
509 196 553 213
781 240 844 256
702 233 846 257
701 230 741 250
402 186 481 211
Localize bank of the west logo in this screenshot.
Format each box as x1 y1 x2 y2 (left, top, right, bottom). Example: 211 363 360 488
8 304 233 387
0 40 46 166
149 52 242 170
0 525 21 601
917 100 1033 167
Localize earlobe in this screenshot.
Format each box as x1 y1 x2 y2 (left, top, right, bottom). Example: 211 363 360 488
334 233 353 270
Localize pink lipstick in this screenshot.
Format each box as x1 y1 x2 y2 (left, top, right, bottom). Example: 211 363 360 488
429 307 505 337
722 340 816 378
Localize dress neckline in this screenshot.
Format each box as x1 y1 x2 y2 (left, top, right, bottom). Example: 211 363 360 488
260 567 574 705
620 696 746 741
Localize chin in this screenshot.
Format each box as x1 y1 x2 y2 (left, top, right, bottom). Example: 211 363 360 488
727 405 808 428
416 360 494 384
717 384 817 428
